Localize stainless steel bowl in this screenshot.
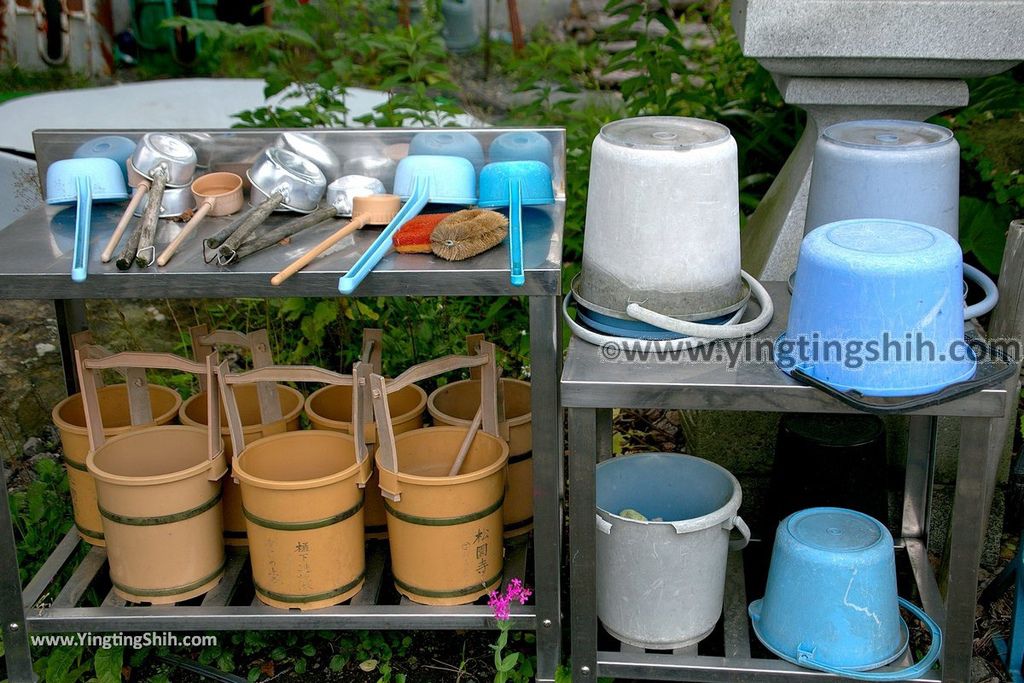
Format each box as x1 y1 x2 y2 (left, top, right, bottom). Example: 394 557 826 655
274 132 342 181
173 132 216 169
134 184 196 218
247 147 327 213
326 175 387 217
130 132 198 187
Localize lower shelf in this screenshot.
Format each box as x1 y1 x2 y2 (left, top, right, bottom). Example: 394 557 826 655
592 540 943 682
22 529 535 632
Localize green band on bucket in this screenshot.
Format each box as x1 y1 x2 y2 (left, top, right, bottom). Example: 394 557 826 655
503 516 534 533
508 450 532 465
393 569 503 599
243 498 364 532
254 572 366 604
99 492 222 527
62 457 89 472
75 521 105 540
383 495 504 527
112 559 226 599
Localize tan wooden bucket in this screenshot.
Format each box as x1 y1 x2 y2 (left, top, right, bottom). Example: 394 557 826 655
373 342 509 605
224 362 372 609
81 351 227 604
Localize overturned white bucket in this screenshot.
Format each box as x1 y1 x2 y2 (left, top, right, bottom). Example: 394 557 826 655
596 452 749 649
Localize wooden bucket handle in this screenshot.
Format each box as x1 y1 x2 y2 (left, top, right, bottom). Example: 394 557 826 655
189 325 282 426
372 342 500 501
360 328 383 376
76 350 227 482
216 362 371 486
72 331 127 388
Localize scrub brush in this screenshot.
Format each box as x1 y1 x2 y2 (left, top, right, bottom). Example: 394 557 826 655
431 209 509 261
392 212 451 254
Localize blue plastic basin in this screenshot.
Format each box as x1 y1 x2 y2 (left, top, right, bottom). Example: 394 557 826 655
488 131 553 168
477 160 554 208
778 219 975 397
392 154 477 205
408 131 485 171
73 135 137 186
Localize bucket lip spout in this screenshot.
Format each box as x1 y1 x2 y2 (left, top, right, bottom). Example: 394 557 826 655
179 383 305 433
305 381 427 431
596 452 743 532
377 426 509 486
232 429 361 491
426 377 532 428
86 425 224 486
52 383 183 437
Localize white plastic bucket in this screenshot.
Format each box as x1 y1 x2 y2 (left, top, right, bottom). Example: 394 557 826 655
595 452 749 649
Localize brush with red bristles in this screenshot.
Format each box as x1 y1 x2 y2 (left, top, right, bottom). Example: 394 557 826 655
392 213 450 254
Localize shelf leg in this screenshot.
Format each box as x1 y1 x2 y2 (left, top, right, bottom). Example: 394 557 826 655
943 414 1012 682
54 299 87 394
596 409 613 463
0 452 37 681
530 294 563 682
902 415 937 540
569 407 599 681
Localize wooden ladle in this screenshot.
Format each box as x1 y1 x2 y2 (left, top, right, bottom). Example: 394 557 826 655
157 172 244 267
271 194 401 286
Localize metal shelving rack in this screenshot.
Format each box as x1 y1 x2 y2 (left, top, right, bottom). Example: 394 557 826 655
562 281 1019 683
0 128 565 682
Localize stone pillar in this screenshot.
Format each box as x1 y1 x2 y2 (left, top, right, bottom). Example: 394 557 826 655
731 0 1024 278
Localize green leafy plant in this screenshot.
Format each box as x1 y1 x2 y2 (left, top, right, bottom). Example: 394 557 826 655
170 0 461 128
10 456 74 584
939 68 1024 274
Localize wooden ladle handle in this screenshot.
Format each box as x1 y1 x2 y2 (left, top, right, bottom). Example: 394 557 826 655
271 213 370 286
101 182 148 262
157 200 213 267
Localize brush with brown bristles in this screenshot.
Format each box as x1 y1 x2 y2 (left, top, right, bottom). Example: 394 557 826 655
430 210 509 261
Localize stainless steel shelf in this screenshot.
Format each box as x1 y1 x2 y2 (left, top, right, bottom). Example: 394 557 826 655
586 543 942 682
562 282 1011 418
0 202 563 299
24 531 534 633
562 282 1018 682
1 127 565 300
0 127 566 683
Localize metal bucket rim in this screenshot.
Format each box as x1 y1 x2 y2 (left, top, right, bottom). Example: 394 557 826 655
571 273 750 322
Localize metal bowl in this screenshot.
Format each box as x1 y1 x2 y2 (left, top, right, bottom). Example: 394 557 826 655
130 133 197 187
134 184 196 218
247 147 327 213
274 132 342 181
326 175 387 217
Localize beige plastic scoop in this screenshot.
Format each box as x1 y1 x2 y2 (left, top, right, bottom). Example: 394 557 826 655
271 194 401 286
157 172 244 267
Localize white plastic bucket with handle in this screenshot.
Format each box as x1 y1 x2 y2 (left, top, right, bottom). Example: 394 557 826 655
595 452 750 649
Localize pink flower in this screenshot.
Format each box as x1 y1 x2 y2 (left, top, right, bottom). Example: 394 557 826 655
488 579 532 621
